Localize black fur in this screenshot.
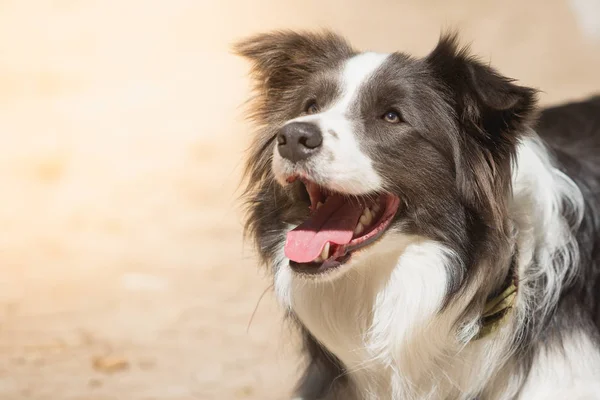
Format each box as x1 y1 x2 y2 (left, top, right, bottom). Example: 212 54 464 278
537 96 600 335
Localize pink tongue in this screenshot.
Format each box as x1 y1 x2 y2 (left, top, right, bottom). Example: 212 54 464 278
284 195 363 263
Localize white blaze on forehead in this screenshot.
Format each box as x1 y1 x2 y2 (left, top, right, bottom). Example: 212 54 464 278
333 52 391 112
311 52 389 194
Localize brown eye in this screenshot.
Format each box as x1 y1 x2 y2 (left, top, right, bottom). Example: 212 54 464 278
383 111 401 124
305 101 319 115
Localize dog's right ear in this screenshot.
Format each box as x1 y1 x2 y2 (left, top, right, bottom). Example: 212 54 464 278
233 30 353 98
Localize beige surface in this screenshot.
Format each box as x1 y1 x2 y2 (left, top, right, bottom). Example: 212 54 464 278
0 1 599 399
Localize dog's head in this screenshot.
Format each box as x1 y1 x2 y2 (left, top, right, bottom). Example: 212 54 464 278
235 31 537 283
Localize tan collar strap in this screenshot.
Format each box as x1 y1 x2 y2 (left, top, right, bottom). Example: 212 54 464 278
475 256 519 340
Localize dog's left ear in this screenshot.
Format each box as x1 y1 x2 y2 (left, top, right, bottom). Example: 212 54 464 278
426 33 538 225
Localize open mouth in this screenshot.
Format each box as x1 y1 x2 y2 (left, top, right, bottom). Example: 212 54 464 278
284 178 401 275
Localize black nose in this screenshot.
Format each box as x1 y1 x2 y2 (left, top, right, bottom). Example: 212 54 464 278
276 122 323 163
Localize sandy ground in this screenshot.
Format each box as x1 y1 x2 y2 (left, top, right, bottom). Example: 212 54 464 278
0 1 599 399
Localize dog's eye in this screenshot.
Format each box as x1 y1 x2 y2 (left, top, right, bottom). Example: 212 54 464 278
382 111 402 124
305 101 319 115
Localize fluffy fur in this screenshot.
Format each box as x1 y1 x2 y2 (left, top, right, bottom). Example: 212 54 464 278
235 31 600 399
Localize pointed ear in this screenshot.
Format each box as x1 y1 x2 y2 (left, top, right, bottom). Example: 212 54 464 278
426 33 538 146
233 30 353 98
426 33 538 224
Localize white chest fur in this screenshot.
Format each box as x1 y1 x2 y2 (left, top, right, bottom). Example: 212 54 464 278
282 237 462 398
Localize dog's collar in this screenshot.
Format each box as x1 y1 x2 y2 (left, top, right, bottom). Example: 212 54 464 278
475 255 519 340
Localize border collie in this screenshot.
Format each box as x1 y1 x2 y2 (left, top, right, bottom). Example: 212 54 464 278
234 31 600 399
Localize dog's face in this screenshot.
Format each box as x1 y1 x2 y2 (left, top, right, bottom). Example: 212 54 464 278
236 31 536 282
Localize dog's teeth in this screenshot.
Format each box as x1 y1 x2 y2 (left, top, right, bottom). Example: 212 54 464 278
372 203 381 214
354 222 364 236
314 255 323 263
321 242 330 260
316 201 324 210
366 208 373 223
360 208 372 226
359 214 368 226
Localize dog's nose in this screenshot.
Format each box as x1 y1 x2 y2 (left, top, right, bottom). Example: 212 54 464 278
276 122 323 163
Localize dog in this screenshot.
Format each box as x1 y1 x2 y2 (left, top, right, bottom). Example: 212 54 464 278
234 31 600 399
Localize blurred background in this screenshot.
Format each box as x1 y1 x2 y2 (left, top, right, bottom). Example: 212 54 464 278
0 1 599 399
